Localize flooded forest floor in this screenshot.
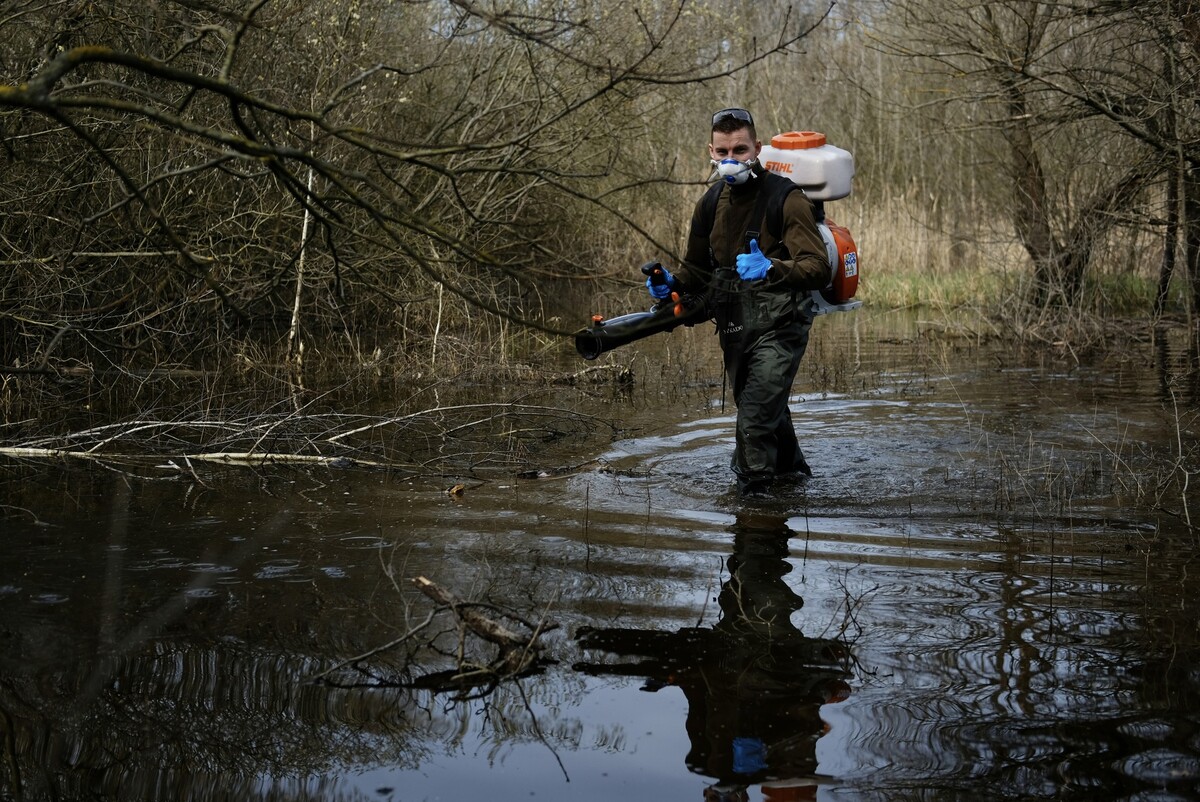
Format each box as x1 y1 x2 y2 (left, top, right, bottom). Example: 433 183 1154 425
4 309 1200 801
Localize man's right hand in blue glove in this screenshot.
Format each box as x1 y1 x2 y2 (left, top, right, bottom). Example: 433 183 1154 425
646 265 675 301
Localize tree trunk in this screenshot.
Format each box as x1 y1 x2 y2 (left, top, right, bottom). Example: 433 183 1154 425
1186 162 1200 325
1002 78 1060 307
1157 168 1180 318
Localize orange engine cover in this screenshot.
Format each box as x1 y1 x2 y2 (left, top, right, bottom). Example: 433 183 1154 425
822 218 859 304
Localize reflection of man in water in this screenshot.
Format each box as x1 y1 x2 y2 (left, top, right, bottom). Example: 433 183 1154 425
575 512 850 798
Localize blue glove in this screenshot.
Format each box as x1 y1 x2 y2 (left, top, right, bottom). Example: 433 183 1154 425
646 265 675 300
732 736 768 775
736 239 771 281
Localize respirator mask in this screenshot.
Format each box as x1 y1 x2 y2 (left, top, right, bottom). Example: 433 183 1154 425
713 157 757 185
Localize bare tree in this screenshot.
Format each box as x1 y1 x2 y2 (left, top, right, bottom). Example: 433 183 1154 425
0 0 834 379
871 0 1199 316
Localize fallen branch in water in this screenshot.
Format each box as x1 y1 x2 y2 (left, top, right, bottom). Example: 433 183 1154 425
0 446 396 473
0 403 616 477
182 452 387 468
0 446 109 461
308 575 559 700
413 575 558 677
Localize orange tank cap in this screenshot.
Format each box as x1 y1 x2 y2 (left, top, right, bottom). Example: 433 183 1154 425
770 130 827 150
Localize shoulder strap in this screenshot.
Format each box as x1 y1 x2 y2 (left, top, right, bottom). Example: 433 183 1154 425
697 181 724 238
744 178 773 251
764 172 801 242
696 182 724 268
736 172 802 255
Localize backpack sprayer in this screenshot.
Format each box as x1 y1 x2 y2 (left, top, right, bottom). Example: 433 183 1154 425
762 131 861 315
575 131 860 360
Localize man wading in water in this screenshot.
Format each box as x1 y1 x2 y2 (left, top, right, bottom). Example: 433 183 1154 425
649 108 831 495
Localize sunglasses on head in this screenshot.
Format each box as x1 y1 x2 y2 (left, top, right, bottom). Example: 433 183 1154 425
712 108 754 126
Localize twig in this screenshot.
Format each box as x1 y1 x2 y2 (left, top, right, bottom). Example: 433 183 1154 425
515 678 571 782
306 608 439 683
326 402 607 444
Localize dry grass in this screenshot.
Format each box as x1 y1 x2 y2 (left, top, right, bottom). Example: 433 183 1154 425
837 195 1020 312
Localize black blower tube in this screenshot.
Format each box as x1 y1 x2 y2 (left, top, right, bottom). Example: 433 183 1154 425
573 300 705 360
575 297 709 360
575 261 711 360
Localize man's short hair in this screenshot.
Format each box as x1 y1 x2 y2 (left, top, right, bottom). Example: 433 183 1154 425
712 107 757 139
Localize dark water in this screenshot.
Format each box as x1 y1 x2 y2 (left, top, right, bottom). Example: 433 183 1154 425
4 310 1200 801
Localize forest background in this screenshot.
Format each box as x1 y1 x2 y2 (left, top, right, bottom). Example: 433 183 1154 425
1 0 1198 420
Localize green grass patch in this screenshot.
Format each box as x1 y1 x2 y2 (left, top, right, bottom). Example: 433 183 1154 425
1086 272 1180 317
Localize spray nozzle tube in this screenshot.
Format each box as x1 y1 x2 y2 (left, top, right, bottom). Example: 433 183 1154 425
575 293 709 360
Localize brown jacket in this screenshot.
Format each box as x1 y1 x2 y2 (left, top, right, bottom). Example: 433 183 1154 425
675 170 831 293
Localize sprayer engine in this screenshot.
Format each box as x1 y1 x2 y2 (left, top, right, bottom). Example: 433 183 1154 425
815 218 859 313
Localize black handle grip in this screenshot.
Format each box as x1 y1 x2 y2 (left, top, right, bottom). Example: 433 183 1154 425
640 261 667 284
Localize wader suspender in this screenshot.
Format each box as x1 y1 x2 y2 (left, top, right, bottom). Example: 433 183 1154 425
743 180 774 254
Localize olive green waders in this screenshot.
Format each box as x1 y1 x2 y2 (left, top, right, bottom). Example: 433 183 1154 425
715 266 813 494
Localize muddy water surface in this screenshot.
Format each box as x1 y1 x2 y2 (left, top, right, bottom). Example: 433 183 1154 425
4 311 1200 801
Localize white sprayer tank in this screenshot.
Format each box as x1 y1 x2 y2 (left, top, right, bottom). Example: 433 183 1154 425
759 131 854 200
